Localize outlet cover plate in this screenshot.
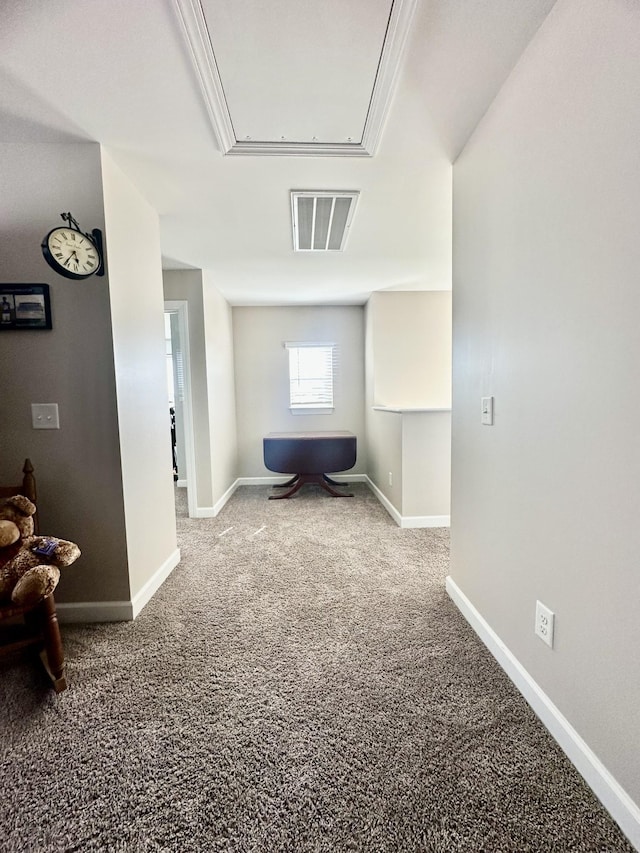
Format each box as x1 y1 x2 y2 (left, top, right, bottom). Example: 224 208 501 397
535 600 555 648
31 403 60 429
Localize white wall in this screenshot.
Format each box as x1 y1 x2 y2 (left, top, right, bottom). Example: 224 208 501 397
370 291 452 407
0 142 130 602
451 0 640 836
367 409 404 510
402 412 451 518
101 150 178 599
233 306 366 477
202 270 238 506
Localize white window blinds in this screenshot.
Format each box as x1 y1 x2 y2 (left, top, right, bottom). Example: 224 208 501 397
286 342 335 409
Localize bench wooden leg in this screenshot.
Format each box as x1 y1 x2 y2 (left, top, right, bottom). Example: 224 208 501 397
269 476 306 499
269 473 353 499
318 477 353 498
323 474 350 487
273 474 300 488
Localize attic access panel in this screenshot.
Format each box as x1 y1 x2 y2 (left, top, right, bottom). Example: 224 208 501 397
174 0 417 156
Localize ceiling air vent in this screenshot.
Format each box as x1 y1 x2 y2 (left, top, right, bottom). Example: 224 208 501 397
291 191 359 252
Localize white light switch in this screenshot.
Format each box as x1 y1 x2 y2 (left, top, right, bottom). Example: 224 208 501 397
481 396 494 425
31 403 60 429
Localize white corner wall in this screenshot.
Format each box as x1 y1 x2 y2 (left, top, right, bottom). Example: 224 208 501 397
101 149 179 601
0 142 130 604
202 270 238 508
365 293 451 524
451 0 640 844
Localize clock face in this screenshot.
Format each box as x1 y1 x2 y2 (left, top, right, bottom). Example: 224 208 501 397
42 227 101 279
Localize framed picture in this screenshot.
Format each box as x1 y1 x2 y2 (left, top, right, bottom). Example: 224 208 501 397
0 284 52 330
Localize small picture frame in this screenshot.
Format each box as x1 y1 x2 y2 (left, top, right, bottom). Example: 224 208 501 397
0 284 52 330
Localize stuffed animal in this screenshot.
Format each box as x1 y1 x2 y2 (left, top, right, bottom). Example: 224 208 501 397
0 495 81 608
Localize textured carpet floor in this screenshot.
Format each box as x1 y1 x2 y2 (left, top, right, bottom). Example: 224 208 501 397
0 484 634 852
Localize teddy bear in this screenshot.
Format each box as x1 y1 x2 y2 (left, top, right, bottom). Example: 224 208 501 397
0 494 81 608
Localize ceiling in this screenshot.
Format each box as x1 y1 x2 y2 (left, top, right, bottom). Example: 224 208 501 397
0 0 556 306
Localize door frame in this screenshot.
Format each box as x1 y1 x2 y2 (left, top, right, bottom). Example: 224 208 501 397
164 300 197 519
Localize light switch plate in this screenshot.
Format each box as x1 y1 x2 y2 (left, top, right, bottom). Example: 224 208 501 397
481 396 494 425
31 403 60 429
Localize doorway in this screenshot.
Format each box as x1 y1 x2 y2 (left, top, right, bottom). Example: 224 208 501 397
164 301 197 518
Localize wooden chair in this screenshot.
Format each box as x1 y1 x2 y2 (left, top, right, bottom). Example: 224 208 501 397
0 459 67 692
0 457 38 531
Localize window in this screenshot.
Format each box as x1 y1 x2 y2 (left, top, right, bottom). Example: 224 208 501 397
286 342 335 410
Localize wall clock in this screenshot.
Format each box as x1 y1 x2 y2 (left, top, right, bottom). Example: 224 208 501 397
41 212 105 280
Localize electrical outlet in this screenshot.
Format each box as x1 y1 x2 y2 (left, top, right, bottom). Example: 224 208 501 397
388 472 393 486
535 600 555 648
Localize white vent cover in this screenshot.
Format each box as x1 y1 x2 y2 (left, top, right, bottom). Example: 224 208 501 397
291 191 359 252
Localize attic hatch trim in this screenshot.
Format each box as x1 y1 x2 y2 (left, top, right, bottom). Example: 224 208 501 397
291 191 360 252
172 0 417 158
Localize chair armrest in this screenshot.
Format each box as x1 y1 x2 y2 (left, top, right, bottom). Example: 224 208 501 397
10 565 60 608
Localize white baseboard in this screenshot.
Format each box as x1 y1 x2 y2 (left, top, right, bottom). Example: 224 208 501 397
236 474 368 486
326 473 367 483
192 479 241 517
365 476 403 525
364 477 450 528
57 548 181 624
446 575 640 851
176 479 188 488
57 600 133 623
400 514 450 528
237 476 292 486
131 547 181 618
213 479 239 515
193 506 216 518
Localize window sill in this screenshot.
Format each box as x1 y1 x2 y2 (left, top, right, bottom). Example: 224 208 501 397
290 407 335 416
